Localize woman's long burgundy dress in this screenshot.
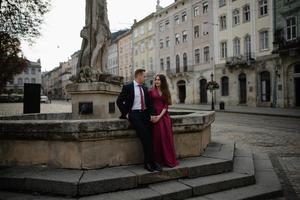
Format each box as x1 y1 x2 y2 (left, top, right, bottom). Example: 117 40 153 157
149 88 179 167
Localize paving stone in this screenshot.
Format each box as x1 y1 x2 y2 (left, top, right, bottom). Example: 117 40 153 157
78 167 137 196
149 181 192 200
0 167 82 196
80 188 161 200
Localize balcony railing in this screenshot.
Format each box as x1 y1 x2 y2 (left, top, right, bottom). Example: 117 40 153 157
166 65 194 77
225 53 256 68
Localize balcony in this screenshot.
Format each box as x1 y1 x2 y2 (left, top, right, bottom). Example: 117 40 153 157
225 53 256 69
166 65 194 78
273 29 300 55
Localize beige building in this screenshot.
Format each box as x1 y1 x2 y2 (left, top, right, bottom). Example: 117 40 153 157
132 13 156 87
155 0 214 104
107 41 119 76
213 0 277 107
118 30 133 83
6 60 42 94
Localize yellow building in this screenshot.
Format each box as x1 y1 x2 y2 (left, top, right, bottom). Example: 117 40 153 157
117 30 133 83
132 13 156 87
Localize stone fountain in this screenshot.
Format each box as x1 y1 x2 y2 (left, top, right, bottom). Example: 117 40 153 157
0 0 214 170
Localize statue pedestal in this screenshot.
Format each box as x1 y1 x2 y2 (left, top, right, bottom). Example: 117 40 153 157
66 82 121 119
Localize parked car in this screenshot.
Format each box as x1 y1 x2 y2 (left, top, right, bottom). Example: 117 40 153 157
40 95 50 103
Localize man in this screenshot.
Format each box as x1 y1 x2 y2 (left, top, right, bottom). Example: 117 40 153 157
116 69 161 172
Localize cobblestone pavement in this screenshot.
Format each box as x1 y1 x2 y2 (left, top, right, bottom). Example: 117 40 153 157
212 112 300 200
0 102 299 199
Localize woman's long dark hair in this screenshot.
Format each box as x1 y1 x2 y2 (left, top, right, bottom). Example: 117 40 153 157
155 74 172 105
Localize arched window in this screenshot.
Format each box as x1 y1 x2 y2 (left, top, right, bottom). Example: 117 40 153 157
260 71 271 102
176 55 180 73
221 76 229 96
183 53 188 72
233 37 240 57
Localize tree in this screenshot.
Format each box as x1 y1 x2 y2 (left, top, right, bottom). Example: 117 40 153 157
0 0 51 92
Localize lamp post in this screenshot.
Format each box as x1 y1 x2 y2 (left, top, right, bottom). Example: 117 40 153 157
210 73 214 110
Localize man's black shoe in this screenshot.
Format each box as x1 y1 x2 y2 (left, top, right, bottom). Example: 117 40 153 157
152 163 162 172
144 163 154 172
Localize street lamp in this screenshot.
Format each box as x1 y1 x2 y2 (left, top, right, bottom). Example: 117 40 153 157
210 73 214 110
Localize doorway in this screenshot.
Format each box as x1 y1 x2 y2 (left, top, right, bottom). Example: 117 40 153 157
177 80 186 103
239 73 247 104
200 79 208 104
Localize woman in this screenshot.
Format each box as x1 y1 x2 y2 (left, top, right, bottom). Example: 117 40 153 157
149 74 179 167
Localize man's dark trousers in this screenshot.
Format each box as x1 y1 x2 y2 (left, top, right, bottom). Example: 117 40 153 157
128 110 153 165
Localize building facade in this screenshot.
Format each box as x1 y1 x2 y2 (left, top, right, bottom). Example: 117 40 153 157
6 60 42 94
132 13 156 87
273 0 300 108
118 30 133 83
213 0 277 107
155 0 214 104
107 41 119 75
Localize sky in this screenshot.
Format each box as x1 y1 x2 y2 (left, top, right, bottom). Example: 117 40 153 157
21 0 174 72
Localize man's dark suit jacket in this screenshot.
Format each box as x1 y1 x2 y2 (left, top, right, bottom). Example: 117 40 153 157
116 82 154 119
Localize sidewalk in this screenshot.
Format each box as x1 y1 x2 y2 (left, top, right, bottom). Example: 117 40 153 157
171 104 300 118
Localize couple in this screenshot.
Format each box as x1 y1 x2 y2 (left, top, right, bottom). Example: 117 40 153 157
116 69 179 172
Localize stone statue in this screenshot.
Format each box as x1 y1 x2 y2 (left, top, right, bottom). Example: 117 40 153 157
77 0 111 73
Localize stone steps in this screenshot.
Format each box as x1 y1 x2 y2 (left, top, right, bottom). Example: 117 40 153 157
0 141 235 197
0 142 283 200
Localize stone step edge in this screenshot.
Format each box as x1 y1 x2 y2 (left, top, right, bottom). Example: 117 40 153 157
0 141 236 197
0 151 254 200
186 153 283 200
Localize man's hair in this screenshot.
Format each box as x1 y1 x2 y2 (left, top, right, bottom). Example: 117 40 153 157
134 68 146 78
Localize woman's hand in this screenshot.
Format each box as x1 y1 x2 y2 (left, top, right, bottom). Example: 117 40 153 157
151 115 160 123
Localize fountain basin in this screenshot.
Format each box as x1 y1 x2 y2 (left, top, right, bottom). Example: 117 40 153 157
0 110 214 169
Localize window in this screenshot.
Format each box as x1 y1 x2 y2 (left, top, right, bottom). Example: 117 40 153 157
220 41 227 59
24 68 29 74
159 23 164 32
148 22 152 31
286 16 297 41
194 6 200 17
243 4 250 22
204 46 210 63
182 12 187 22
149 57 153 71
176 55 180 73
31 68 36 74
195 49 200 64
141 42 145 53
140 26 144 35
244 35 251 59
194 26 200 38
219 0 226 7
149 39 154 49
182 31 188 43
18 78 23 85
183 53 188 72
203 2 208 13
160 39 164 49
220 15 227 30
142 60 145 68
260 71 270 102
165 20 170 29
259 30 269 50
259 0 268 17
175 33 180 45
232 9 240 26
166 57 170 71
24 78 29 83
134 30 138 38
233 37 241 57
221 76 229 96
202 22 208 35
166 37 170 47
174 15 180 24
160 58 164 71
31 78 36 83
